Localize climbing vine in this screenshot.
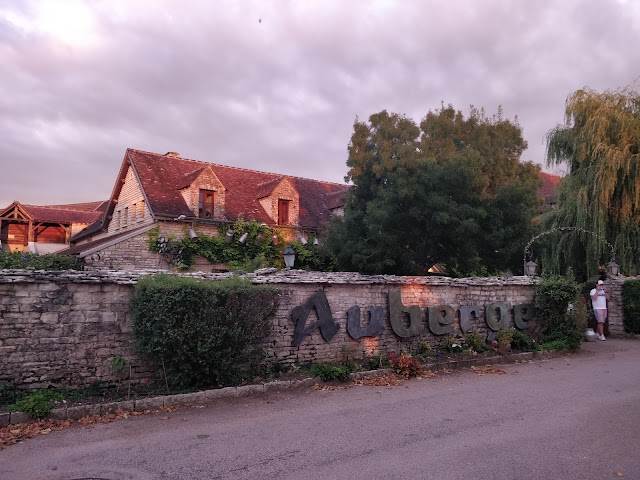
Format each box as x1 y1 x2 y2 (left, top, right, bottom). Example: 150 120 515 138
147 219 329 271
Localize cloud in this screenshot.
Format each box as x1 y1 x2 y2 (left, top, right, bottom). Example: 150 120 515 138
1 0 639 207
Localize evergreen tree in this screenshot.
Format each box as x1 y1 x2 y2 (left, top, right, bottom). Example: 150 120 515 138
324 106 540 276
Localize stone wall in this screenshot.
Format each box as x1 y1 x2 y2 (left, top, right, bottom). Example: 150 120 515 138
0 269 628 389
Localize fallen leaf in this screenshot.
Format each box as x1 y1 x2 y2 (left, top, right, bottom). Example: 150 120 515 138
40 429 51 435
471 366 507 376
160 416 171 420
615 471 625 477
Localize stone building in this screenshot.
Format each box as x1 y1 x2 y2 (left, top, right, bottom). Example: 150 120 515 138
60 149 350 270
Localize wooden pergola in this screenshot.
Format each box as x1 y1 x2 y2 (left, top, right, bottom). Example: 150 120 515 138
0 202 71 251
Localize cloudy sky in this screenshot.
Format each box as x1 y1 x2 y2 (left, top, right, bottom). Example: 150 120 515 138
1 0 639 208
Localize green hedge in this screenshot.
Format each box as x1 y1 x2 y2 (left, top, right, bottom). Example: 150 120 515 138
534 274 584 349
131 274 280 389
0 251 81 270
622 280 640 333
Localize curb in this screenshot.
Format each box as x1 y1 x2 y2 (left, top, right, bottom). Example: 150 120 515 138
4 350 573 425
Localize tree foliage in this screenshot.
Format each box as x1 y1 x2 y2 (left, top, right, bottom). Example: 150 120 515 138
543 84 640 276
324 106 540 276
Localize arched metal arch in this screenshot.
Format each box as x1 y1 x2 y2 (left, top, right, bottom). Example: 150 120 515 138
523 226 616 274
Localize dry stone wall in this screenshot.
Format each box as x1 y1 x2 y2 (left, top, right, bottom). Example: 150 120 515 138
0 269 627 389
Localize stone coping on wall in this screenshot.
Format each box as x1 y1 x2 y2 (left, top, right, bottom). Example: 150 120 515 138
0 349 568 426
0 268 539 286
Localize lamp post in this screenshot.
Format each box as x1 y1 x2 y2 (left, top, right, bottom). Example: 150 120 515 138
283 245 296 269
606 261 620 276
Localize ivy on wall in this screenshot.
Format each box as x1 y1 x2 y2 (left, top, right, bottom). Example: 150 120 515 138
147 218 330 271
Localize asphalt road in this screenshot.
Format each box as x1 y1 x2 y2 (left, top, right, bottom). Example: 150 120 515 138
1 338 639 480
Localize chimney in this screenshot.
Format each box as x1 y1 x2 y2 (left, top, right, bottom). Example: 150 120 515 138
164 152 181 157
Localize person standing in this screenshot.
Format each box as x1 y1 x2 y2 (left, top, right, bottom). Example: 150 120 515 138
590 280 610 341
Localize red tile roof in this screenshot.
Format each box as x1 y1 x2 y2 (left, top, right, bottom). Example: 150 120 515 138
127 149 349 229
538 172 561 201
0 202 103 224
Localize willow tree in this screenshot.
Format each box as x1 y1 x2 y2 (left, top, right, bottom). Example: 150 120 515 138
544 83 640 276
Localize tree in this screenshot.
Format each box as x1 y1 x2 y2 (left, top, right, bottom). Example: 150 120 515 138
543 84 640 276
323 107 540 276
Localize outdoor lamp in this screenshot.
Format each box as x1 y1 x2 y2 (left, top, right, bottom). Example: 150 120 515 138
283 245 296 268
188 228 198 240
525 260 538 276
224 229 234 243
300 236 308 245
313 237 319 246
606 261 620 276
238 233 248 244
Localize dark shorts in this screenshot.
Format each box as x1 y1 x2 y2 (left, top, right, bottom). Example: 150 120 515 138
594 309 607 323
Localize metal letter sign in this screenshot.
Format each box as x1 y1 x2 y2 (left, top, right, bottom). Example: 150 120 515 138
485 302 509 331
514 303 535 329
347 305 385 339
291 290 340 346
388 289 423 337
459 305 481 333
428 305 455 335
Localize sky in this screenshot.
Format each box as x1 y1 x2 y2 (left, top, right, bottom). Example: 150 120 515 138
1 0 639 208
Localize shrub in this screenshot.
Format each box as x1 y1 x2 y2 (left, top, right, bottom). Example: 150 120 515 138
12 392 54 418
496 329 515 354
0 380 17 406
622 280 640 333
464 332 487 353
365 354 391 370
510 330 538 352
0 251 80 270
131 274 279 389
416 341 434 359
535 274 583 350
438 336 465 354
389 353 422 378
308 364 352 382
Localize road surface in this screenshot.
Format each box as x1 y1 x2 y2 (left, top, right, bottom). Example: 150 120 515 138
1 338 639 480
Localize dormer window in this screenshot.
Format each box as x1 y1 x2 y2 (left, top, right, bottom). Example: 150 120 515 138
199 190 215 218
278 199 290 225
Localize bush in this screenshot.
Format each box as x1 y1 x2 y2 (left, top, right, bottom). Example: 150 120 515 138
464 332 487 353
308 364 353 382
622 280 640 333
0 251 80 270
535 274 583 350
510 330 538 352
0 380 17 406
495 329 515 354
131 274 280 389
438 336 465 354
389 353 422 378
10 390 67 418
416 341 434 359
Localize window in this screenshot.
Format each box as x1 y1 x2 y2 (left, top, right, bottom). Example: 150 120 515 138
199 190 215 218
124 206 129 226
132 203 137 221
139 200 145 221
278 199 290 225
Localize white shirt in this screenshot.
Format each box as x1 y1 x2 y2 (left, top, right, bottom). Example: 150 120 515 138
590 288 607 310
